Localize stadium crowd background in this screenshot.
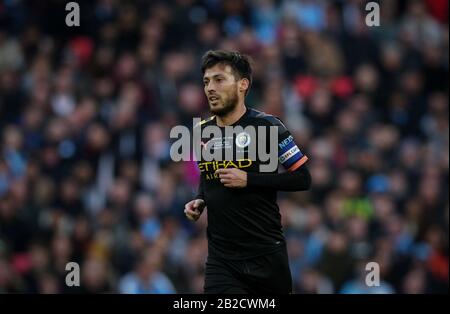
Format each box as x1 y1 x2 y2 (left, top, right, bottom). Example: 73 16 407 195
0 0 448 293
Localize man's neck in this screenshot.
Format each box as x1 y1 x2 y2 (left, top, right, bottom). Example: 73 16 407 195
216 103 247 127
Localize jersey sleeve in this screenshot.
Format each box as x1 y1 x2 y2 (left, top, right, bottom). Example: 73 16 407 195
195 173 205 200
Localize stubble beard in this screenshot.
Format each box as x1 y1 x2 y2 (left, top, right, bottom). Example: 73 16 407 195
209 90 239 117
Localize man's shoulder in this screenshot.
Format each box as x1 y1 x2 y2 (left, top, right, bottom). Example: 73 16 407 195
194 115 216 129
246 108 288 131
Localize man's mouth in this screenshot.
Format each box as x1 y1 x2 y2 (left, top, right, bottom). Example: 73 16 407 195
208 95 220 102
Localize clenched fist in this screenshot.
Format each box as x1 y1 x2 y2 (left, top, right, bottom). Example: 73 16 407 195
184 199 206 221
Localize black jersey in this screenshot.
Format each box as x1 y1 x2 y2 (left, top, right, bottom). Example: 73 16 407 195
195 107 308 260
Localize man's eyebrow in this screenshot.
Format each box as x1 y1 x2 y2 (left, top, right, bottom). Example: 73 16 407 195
203 74 226 80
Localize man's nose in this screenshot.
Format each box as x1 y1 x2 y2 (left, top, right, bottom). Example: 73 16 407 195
205 82 215 93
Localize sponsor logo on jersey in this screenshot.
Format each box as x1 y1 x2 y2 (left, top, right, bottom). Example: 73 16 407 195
279 146 300 164
198 159 253 180
278 135 294 150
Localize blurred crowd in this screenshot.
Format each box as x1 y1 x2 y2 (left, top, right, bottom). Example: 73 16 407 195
0 0 448 294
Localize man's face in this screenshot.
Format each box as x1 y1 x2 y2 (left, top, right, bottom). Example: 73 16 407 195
203 63 240 117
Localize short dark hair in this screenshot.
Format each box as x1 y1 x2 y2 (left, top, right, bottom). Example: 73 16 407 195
201 50 252 92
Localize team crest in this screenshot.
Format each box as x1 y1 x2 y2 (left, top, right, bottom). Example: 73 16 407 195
236 132 251 148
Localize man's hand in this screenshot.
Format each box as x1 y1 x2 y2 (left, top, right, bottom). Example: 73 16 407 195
184 199 206 221
215 168 247 188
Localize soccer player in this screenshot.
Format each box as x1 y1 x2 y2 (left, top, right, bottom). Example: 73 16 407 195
184 50 311 294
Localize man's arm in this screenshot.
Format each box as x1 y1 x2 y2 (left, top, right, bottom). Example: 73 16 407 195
215 166 311 191
246 165 311 191
195 174 205 201
185 175 206 221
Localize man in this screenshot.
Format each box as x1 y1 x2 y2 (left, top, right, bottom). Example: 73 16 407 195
184 50 311 294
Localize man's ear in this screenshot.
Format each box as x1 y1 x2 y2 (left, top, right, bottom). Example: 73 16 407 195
239 78 250 94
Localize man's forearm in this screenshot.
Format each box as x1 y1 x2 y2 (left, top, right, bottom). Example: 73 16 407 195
247 166 311 191
195 175 205 200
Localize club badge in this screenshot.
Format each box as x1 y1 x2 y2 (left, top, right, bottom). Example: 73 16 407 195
235 132 251 148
